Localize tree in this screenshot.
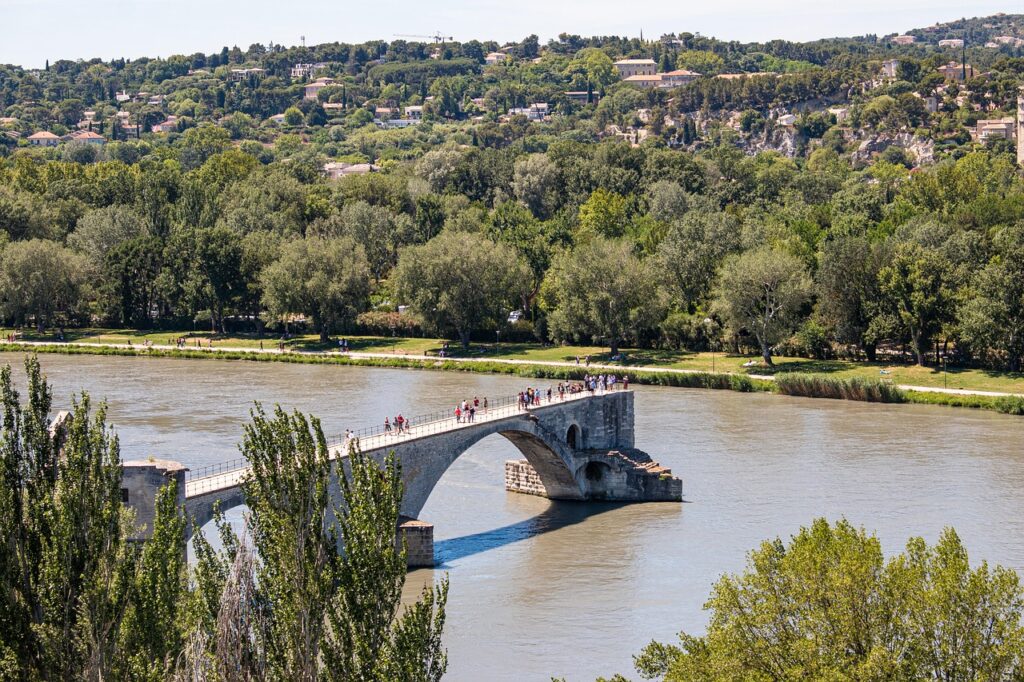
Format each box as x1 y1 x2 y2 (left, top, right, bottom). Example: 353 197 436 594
0 239 88 332
959 224 1024 372
816 236 886 360
541 238 664 355
512 153 560 219
311 201 414 282
626 518 1024 681
393 231 530 348
712 246 812 365
261 236 371 342
71 205 150 267
283 106 305 126
577 189 629 240
241 404 448 680
877 241 953 366
0 356 133 679
101 235 163 328
193 226 244 333
569 48 616 89
657 210 741 313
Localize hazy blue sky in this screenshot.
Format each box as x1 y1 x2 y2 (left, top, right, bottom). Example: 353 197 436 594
1 0 1015 67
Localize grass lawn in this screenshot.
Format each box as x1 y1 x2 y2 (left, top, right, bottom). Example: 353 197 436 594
3 327 1022 395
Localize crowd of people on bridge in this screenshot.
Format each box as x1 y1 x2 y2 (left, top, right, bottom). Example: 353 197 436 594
344 377 632 449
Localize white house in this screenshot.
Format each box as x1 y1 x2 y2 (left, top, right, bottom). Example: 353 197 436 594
485 52 509 65
304 77 335 100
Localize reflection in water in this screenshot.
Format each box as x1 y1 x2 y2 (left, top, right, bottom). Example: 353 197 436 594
435 502 625 565
5 352 1024 682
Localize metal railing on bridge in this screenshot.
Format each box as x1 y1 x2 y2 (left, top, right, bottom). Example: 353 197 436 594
184 384 624 491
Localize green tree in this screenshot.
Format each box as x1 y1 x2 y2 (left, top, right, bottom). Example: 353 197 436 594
625 518 1024 681
816 236 886 361
241 404 448 681
712 246 812 365
283 106 305 126
512 153 560 219
193 226 245 333
0 239 88 332
877 241 953 366
577 189 629 240
393 231 530 347
657 210 740 313
261 236 371 342
0 356 133 680
541 238 664 355
959 224 1024 372
101 235 163 328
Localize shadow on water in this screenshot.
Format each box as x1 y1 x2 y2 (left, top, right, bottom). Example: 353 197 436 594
434 500 627 566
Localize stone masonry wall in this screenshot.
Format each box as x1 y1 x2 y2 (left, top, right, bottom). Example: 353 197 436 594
505 459 548 496
398 516 435 568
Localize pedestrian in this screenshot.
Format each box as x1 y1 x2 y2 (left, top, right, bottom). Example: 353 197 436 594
455 405 462 423
384 417 391 434
483 396 488 412
624 375 629 390
397 414 405 434
469 405 476 422
547 387 552 402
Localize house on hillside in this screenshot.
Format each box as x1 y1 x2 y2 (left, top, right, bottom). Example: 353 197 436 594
623 73 663 89
614 58 657 78
938 38 965 48
305 77 335 100
323 162 380 180
892 35 916 45
485 52 509 65
27 131 59 147
660 69 701 87
937 61 975 81
68 130 106 145
151 115 179 133
975 117 1016 142
508 102 549 121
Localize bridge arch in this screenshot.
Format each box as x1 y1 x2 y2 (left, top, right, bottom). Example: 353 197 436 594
393 415 587 519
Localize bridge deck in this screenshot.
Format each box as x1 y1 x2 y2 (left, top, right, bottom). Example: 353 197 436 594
185 388 624 498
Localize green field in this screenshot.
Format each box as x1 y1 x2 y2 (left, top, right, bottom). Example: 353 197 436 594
3 328 1023 396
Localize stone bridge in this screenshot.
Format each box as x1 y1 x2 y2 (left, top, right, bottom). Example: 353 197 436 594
122 390 681 567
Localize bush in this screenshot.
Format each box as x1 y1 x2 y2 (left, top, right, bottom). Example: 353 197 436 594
775 373 906 402
355 310 422 336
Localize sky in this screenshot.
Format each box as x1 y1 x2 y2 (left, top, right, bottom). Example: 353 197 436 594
0 0 1017 68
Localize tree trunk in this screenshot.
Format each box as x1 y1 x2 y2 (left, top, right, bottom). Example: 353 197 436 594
319 327 329 343
863 342 877 363
760 338 774 367
459 330 470 349
36 318 44 334
911 331 926 367
610 340 619 357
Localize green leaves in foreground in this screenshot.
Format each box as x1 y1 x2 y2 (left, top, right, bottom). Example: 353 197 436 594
242 404 448 681
628 518 1024 681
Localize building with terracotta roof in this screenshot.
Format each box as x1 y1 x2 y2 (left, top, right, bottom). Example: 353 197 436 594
69 130 106 145
937 61 975 81
660 69 701 87
623 73 663 89
27 131 59 147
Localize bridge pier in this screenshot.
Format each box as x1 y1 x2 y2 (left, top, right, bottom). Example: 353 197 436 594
399 517 435 568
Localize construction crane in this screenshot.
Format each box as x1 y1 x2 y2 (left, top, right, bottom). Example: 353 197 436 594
394 32 454 45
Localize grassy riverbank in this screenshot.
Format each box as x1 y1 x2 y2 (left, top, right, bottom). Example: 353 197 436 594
4 327 1024 395
3 339 1023 418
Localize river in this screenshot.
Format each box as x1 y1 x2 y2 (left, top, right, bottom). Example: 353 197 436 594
4 352 1023 680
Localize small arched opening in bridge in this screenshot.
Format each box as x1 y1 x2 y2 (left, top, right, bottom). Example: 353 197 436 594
566 424 579 449
580 461 614 499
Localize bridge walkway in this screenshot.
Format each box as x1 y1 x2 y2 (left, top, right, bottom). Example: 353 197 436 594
184 388 623 499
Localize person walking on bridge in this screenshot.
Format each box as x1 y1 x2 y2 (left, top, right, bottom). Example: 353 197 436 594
384 416 392 435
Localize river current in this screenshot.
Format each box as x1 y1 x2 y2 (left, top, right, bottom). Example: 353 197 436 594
4 352 1023 680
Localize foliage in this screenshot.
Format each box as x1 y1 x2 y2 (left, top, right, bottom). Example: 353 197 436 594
627 518 1024 681
712 247 812 366
542 238 664 354
393 231 530 347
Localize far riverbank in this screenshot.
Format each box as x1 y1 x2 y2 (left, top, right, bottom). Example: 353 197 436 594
2 338 1022 418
